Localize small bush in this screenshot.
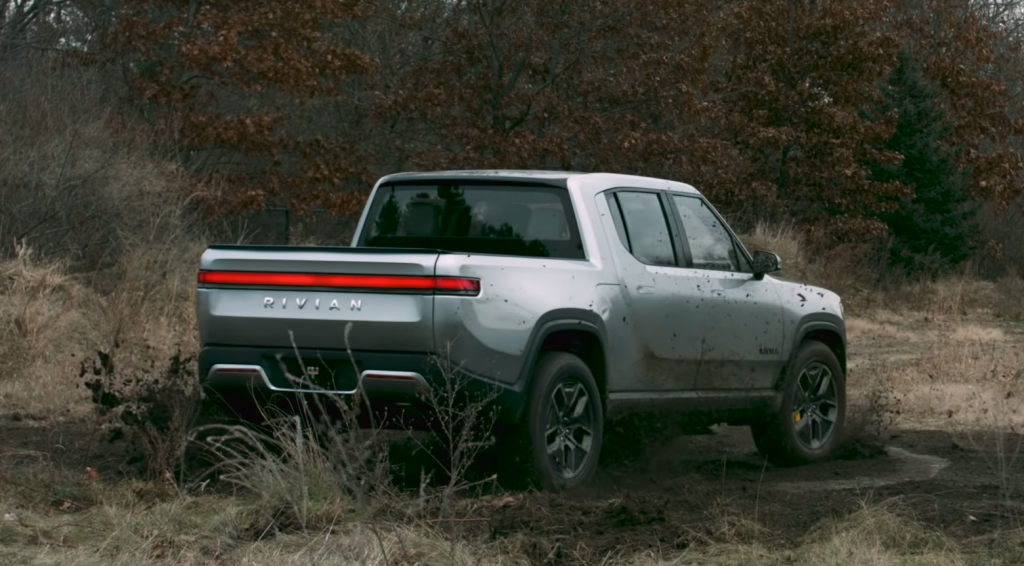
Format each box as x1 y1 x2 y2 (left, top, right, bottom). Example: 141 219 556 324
414 344 500 501
80 346 202 480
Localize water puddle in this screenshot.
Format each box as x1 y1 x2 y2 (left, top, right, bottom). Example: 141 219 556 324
772 446 951 492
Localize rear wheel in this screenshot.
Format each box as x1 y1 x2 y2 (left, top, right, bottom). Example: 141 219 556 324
505 352 604 491
751 340 846 466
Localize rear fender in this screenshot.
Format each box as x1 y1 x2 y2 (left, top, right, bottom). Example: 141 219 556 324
510 310 608 419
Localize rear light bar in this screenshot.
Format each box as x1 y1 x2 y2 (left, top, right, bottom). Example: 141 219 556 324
197 271 481 296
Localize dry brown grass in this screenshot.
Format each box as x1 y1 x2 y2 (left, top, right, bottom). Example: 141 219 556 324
0 245 97 417
738 221 821 284
626 500 966 566
874 271 1024 320
848 319 1024 428
0 462 993 566
846 317 920 343
847 308 1024 509
0 239 202 419
738 221 1024 321
793 500 964 566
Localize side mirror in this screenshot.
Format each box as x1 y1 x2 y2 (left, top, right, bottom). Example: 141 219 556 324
752 250 782 278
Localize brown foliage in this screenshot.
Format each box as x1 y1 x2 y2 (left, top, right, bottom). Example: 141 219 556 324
98 0 376 217
41 0 1024 263
365 0 1024 247
894 1 1024 207
368 0 721 178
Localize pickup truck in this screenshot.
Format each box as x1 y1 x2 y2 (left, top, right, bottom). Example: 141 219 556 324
196 170 847 491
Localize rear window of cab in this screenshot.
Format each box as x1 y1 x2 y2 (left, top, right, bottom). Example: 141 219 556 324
359 182 585 259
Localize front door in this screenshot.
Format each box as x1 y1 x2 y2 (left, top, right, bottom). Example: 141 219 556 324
668 194 785 391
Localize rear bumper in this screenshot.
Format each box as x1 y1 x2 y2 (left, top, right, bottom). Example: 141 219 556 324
198 345 527 427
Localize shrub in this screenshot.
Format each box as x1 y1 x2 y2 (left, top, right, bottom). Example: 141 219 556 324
80 346 202 480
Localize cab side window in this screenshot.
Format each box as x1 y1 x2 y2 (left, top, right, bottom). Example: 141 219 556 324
606 191 677 267
672 195 750 272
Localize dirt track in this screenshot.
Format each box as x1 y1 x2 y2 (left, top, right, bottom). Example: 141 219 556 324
471 427 1021 559
1 315 1023 558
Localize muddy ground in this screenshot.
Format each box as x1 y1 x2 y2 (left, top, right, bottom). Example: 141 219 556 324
4 418 1020 561
2 315 1023 561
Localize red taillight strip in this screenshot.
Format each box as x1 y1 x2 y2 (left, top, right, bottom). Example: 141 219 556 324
434 277 482 293
197 271 480 295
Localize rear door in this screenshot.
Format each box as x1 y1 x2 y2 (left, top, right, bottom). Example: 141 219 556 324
600 189 706 392
668 194 785 391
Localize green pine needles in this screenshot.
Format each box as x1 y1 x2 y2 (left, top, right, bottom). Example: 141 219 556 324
864 48 980 275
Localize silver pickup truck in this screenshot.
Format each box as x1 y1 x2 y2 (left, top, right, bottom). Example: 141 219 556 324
196 170 847 491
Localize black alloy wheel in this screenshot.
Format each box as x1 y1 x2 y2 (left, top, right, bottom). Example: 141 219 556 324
790 360 839 451
516 352 604 491
751 340 846 466
544 377 598 480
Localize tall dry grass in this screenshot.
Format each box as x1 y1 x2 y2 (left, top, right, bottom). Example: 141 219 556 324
0 52 205 421
0 458 992 566
737 220 1024 319
0 245 95 415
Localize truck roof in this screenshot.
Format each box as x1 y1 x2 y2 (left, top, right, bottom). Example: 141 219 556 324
376 170 701 196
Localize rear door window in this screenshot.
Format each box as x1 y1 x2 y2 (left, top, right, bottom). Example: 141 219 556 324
606 191 678 267
360 182 585 259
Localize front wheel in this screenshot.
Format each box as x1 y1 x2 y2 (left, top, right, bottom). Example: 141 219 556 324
751 340 846 466
508 352 604 492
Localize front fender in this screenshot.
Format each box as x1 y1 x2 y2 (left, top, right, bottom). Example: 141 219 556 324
792 314 847 372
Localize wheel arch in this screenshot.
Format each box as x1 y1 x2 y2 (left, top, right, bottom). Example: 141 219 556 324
514 310 609 417
794 318 847 376
771 317 847 393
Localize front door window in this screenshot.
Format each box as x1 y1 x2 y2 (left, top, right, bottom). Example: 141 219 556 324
671 195 750 272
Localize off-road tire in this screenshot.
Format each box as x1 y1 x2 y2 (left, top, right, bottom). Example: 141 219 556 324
502 352 604 491
751 340 846 466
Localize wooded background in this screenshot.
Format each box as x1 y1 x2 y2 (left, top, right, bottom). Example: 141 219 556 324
3 0 1024 278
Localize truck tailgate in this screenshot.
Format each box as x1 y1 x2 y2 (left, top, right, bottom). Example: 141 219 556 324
197 246 445 352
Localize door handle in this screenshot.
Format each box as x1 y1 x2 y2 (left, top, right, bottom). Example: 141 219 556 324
637 285 655 295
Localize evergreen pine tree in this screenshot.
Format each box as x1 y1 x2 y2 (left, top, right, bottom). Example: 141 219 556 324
865 49 978 274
